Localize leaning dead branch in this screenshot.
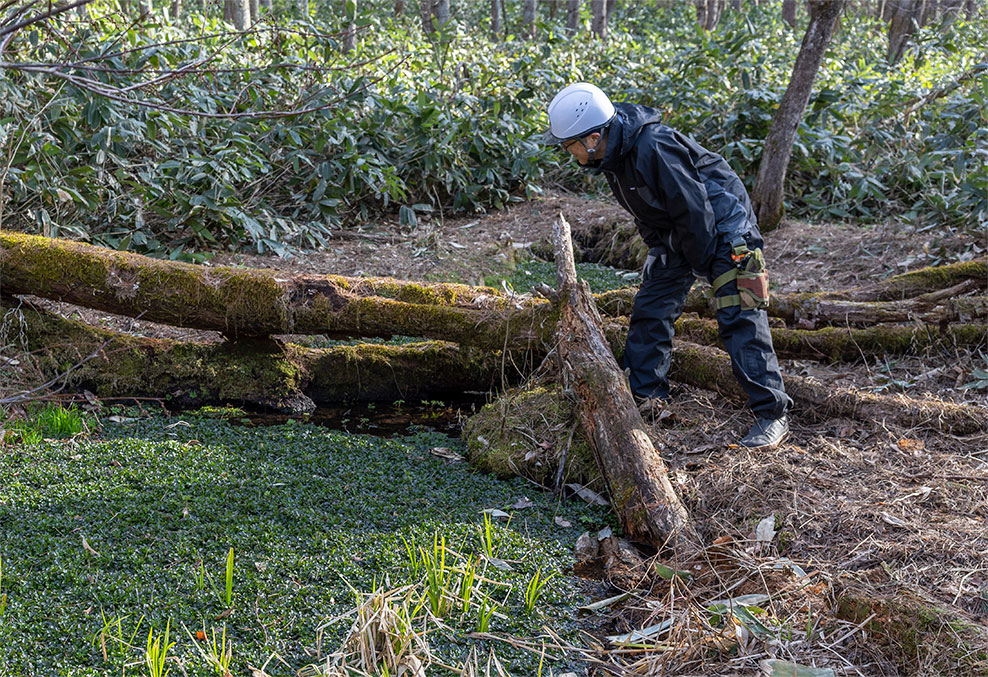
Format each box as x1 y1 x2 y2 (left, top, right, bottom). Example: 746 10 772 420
552 213 694 551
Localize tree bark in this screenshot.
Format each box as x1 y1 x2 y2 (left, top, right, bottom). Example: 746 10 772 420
552 214 694 551
750 0 844 232
170 0 182 20
230 0 250 29
394 0 404 15
522 0 537 37
696 0 724 29
419 0 433 31
491 0 502 37
591 0 607 39
434 0 450 27
782 0 797 26
342 0 357 53
888 0 920 64
249 0 258 22
566 0 580 31
5 297 506 413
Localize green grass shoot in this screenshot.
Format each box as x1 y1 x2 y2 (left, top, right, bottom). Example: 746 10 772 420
184 623 232 675
421 532 450 616
523 569 554 614
224 547 234 608
480 512 498 560
476 595 496 633
458 555 476 614
144 619 173 677
0 554 7 617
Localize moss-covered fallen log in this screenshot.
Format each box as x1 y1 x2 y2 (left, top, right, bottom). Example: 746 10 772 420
674 316 988 362
595 277 987 327
0 230 556 348
2 298 507 412
669 341 987 434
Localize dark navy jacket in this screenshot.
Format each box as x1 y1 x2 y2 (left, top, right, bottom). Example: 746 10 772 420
596 102 756 275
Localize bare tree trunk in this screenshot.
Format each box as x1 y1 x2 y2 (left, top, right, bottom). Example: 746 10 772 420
249 0 258 21
782 0 797 26
941 0 963 21
591 0 607 38
888 0 919 64
696 0 724 29
170 0 181 19
606 0 616 19
138 0 152 18
552 214 694 551
394 0 404 14
342 0 357 53
965 0 978 18
730 0 741 10
548 0 558 19
523 0 537 37
231 0 250 29
751 0 844 231
490 0 501 36
566 0 580 31
420 0 433 30
260 0 271 11
434 0 450 26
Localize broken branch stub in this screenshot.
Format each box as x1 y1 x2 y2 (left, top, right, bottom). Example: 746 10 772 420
552 213 693 551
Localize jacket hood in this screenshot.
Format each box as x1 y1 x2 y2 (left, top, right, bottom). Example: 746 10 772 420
597 102 665 171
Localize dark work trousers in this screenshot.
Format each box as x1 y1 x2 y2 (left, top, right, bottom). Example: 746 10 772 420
624 232 792 419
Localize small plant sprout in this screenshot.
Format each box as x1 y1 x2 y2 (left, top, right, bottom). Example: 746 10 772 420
476 595 496 633
458 555 476 614
480 512 498 560
420 533 451 616
224 547 234 608
194 559 205 592
145 620 174 677
35 402 86 438
185 623 233 675
523 568 554 614
0 554 7 617
401 534 420 576
93 611 143 661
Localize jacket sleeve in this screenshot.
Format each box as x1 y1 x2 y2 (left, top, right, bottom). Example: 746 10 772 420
639 133 718 273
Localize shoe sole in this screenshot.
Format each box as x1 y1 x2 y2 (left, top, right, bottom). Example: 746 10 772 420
741 430 789 452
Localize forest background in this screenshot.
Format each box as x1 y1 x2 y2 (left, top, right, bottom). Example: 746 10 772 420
1 0 985 262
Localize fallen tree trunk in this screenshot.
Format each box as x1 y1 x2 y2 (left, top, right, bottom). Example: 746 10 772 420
668 341 987 434
4 231 982 358
2 297 507 412
674 316 988 362
595 276 987 327
0 230 556 348
552 214 694 551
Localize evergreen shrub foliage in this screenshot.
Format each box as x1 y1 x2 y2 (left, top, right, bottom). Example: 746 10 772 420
0 1 984 256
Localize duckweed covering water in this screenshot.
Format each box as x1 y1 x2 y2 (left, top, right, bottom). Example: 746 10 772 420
0 415 610 674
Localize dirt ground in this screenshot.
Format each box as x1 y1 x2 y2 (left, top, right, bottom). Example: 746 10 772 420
3 191 987 675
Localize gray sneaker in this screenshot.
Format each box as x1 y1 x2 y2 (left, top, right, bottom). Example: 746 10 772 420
741 416 789 450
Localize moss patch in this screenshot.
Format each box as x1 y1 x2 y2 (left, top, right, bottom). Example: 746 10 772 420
462 381 600 488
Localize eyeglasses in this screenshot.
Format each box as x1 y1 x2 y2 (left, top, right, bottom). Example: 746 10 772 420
560 139 580 152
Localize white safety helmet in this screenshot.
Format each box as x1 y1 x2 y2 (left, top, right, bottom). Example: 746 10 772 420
542 82 616 144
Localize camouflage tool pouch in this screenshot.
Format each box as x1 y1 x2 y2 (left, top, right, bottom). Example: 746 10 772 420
736 248 769 310
709 244 770 311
